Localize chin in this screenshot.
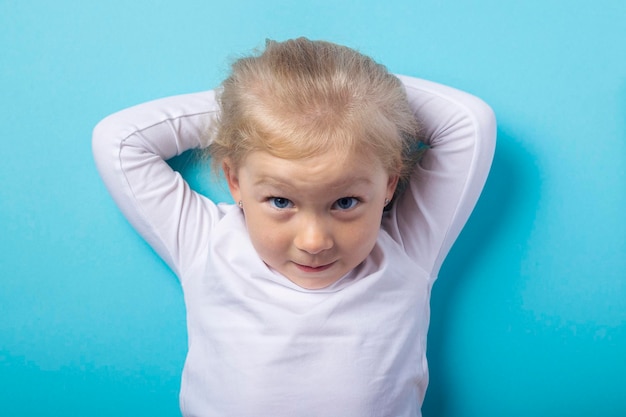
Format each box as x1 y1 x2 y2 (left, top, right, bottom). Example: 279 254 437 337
287 271 343 290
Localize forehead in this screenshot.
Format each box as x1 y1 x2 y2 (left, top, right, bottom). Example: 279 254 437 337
241 150 387 191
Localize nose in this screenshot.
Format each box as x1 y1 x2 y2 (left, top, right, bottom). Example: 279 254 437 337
294 215 334 255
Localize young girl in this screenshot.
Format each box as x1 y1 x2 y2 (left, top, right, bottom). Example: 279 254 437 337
93 38 496 417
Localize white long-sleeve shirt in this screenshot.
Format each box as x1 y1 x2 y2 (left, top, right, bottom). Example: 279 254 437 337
92 75 496 417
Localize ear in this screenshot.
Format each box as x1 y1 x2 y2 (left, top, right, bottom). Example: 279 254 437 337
386 174 400 201
222 158 242 204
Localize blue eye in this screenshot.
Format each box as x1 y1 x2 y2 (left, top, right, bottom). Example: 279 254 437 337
333 197 359 210
269 197 293 209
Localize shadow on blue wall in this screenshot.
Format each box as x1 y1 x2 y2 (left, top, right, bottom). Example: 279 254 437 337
169 150 233 204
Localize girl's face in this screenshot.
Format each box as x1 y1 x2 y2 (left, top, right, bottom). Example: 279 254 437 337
224 150 398 290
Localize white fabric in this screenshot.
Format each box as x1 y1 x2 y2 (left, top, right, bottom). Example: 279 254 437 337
92 75 496 417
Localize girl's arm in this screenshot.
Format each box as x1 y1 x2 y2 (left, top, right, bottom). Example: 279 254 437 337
388 75 497 280
92 91 220 278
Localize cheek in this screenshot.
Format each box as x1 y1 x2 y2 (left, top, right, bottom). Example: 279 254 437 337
339 218 381 255
245 215 290 258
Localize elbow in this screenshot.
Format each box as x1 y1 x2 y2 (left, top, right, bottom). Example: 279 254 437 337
472 97 497 155
91 112 127 180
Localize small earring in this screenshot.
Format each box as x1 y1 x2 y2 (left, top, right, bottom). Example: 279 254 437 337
384 198 391 206
238 200 243 208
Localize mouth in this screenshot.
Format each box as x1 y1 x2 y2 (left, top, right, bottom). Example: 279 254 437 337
293 262 335 273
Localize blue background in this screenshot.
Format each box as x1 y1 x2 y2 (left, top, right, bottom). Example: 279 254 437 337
1 1 625 416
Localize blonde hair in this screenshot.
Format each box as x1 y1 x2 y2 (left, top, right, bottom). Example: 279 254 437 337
208 37 421 195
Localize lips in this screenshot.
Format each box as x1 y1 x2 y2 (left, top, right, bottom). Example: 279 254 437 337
293 262 334 273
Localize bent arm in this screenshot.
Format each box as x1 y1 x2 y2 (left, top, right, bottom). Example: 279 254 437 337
92 91 220 278
389 75 497 279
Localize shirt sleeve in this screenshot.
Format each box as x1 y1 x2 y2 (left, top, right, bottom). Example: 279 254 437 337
92 90 221 278
386 75 497 280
